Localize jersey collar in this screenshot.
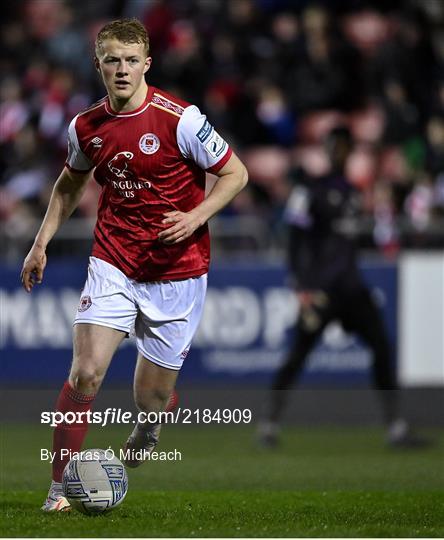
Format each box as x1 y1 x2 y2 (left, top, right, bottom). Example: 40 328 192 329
105 86 154 117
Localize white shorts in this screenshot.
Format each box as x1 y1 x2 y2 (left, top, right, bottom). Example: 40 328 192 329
74 257 207 370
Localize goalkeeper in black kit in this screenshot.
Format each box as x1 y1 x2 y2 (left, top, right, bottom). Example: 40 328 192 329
258 126 427 449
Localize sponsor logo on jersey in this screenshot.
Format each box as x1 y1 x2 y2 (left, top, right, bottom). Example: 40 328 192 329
196 120 213 143
91 137 102 148
139 133 160 155
108 151 134 178
78 295 92 312
180 348 190 360
107 151 152 198
205 131 226 158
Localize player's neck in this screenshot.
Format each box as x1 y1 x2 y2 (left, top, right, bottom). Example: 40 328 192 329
108 83 149 113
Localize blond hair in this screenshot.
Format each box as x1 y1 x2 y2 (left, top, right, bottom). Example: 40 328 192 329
95 18 149 57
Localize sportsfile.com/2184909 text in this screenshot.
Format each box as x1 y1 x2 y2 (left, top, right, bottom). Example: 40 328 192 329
40 408 253 427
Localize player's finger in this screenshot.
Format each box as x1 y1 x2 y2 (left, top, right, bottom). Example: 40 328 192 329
162 211 181 223
20 266 28 282
162 217 178 224
160 229 187 244
160 233 181 244
170 235 186 244
162 215 181 224
35 266 44 283
158 223 182 239
21 270 32 292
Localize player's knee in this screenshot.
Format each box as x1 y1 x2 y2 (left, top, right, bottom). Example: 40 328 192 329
134 387 170 413
69 365 104 395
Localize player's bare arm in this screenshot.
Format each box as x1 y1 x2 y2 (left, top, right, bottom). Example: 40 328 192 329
21 167 92 292
158 153 248 245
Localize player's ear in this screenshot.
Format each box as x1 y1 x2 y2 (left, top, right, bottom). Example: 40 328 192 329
94 56 101 72
143 57 152 74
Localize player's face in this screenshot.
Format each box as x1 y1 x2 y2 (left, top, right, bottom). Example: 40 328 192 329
95 39 151 106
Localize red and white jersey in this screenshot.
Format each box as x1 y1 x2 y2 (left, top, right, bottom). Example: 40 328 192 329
66 85 232 282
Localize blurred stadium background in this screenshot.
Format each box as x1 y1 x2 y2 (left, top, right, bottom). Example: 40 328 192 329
1 1 443 537
1 0 443 420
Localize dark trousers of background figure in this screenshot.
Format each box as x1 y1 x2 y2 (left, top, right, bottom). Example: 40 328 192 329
268 286 398 425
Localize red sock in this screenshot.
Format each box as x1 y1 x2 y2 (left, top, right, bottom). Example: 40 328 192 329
52 381 95 482
166 390 178 412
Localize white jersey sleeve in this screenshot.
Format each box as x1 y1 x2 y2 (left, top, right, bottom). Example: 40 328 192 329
177 105 231 172
66 116 94 171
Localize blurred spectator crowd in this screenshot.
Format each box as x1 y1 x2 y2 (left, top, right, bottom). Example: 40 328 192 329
1 0 443 259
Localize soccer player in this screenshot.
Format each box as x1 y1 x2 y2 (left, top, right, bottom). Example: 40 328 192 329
21 18 248 512
257 126 426 449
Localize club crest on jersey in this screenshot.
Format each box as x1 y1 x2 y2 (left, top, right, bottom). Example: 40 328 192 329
108 151 134 178
78 295 92 312
139 133 160 155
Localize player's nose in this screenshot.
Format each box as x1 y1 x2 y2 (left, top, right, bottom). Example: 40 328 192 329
116 62 129 75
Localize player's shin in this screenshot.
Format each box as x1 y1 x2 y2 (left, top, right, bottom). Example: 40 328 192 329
52 381 96 481
123 390 178 468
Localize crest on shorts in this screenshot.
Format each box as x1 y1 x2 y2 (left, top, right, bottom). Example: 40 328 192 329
139 133 160 155
78 295 92 312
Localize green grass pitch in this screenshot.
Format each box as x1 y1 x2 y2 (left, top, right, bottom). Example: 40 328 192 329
1 423 443 537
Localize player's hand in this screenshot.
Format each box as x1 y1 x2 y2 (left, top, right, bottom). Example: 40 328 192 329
158 211 202 245
21 245 47 292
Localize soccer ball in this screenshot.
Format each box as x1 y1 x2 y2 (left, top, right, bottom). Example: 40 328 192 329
62 448 128 514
